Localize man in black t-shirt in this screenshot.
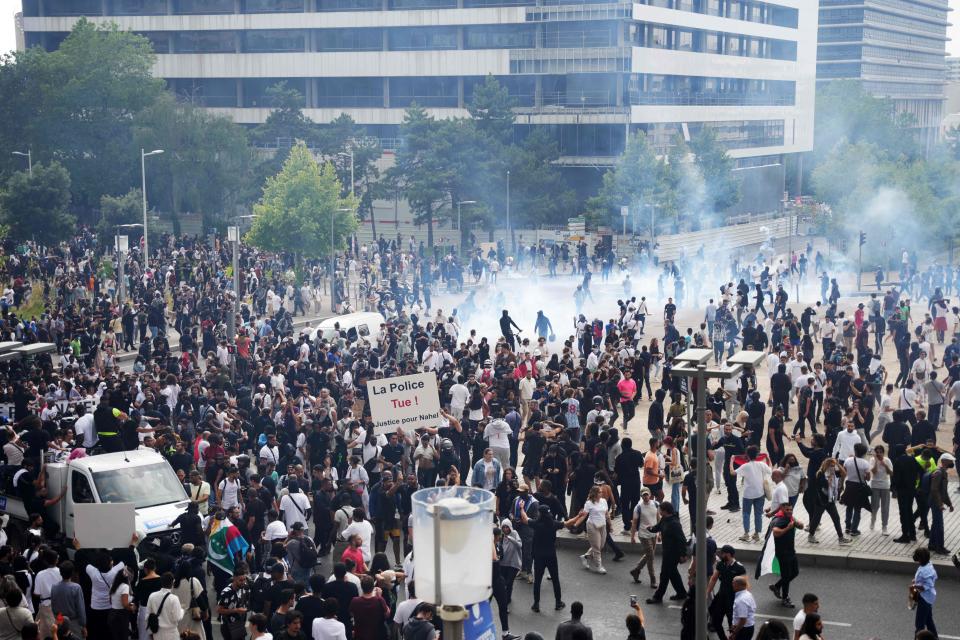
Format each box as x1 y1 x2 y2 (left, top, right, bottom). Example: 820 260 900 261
769 503 802 608
707 544 746 637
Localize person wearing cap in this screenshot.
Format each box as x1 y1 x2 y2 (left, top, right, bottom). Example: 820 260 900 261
629 487 659 586
707 545 746 636
510 483 539 581
927 452 955 555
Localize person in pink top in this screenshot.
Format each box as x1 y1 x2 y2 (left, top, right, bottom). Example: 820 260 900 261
618 369 638 429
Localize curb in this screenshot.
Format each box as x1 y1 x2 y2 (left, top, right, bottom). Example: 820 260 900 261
555 531 955 576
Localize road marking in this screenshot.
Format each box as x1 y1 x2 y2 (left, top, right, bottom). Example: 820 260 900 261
666 605 852 627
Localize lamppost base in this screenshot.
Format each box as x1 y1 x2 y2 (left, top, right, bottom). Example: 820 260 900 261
439 605 468 640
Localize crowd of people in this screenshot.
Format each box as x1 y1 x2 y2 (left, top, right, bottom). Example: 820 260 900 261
0 231 955 640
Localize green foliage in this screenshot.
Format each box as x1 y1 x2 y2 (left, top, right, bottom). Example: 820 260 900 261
251 82 318 147
134 94 253 225
506 129 577 228
588 133 669 228
246 143 358 260
467 74 517 146
0 162 75 244
97 189 143 245
0 18 164 215
689 128 741 213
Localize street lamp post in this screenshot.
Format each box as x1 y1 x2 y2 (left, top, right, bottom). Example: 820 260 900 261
11 150 32 177
227 225 241 381
506 170 512 254
333 207 352 312
670 349 765 640
140 149 164 270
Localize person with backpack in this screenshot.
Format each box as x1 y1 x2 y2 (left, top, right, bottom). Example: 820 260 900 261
146 572 184 640
285 522 319 588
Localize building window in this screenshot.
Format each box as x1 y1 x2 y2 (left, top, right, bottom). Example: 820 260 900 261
243 30 307 53
627 74 795 107
388 28 458 51
243 79 307 108
110 0 168 15
542 21 619 49
389 77 459 108
463 76 536 106
174 0 234 14
464 25 535 50
43 0 102 16
316 78 384 107
388 0 458 9
173 78 238 108
175 32 236 53
137 31 174 53
243 0 305 12
316 28 383 51
317 0 382 10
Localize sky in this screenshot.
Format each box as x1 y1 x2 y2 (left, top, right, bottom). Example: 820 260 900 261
0 0 959 57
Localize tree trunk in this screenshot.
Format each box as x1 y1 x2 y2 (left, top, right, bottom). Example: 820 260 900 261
426 204 434 248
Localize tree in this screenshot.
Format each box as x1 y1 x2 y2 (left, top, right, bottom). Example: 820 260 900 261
251 82 318 148
689 128 741 214
504 129 577 229
0 162 75 244
97 189 143 246
389 106 451 248
467 75 517 146
134 94 253 229
588 132 671 230
0 18 164 217
246 143 357 265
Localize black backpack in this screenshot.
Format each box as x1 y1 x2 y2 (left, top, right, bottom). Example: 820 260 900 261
297 536 319 569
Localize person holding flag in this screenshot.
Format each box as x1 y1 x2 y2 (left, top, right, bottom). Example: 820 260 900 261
756 503 803 609
208 519 252 595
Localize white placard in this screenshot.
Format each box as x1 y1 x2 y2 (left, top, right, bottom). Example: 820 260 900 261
74 503 136 549
366 372 441 435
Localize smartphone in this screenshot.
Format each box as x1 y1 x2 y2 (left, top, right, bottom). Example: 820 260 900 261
629 595 637 606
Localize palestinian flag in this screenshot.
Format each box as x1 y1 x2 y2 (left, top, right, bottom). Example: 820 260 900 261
208 524 250 575
755 524 780 578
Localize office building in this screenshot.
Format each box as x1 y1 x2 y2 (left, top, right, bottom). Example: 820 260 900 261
948 56 960 83
21 0 817 214
817 0 950 147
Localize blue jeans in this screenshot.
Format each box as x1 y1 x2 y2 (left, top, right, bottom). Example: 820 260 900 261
742 496 764 533
670 482 681 512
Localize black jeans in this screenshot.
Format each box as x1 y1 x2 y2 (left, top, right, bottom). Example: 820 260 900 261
652 558 686 600
897 490 917 539
710 593 733 635
501 566 519 605
532 554 562 606
620 485 640 530
620 400 636 428
773 554 798 600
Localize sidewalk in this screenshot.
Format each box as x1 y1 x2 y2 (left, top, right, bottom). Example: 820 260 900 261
557 479 960 575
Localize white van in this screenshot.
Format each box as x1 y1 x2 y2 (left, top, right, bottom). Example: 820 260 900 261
306 312 386 343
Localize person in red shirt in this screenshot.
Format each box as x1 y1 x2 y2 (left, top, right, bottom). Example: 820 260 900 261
617 369 638 429
340 534 366 575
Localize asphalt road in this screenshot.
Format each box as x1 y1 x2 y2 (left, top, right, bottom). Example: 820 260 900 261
498 545 960 640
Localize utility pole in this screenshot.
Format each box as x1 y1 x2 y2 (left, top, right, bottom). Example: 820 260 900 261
227 226 240 382
506 170 512 254
140 149 164 270
857 231 866 291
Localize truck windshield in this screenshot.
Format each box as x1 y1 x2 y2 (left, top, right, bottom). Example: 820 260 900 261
92 463 187 509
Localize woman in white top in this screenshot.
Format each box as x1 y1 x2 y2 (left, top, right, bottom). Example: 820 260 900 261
869 444 893 535
566 486 610 574
170 564 207 640
842 443 872 536
108 569 134 640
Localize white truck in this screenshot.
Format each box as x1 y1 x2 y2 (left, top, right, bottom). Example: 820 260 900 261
0 449 189 547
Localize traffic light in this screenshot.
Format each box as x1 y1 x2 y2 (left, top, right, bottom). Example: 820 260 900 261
859 231 867 247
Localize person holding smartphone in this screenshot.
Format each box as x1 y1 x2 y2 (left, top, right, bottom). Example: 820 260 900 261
626 599 646 640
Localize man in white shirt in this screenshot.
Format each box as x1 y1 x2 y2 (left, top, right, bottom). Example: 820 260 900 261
146 573 184 639
518 371 537 426
73 405 96 449
259 434 281 468
279 482 311 530
483 414 513 469
628 488 660 585
735 447 772 542
313 597 348 640
188 471 211 517
765 469 789 516
340 510 374 565
832 419 865 460
33 549 62 639
449 377 470 421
